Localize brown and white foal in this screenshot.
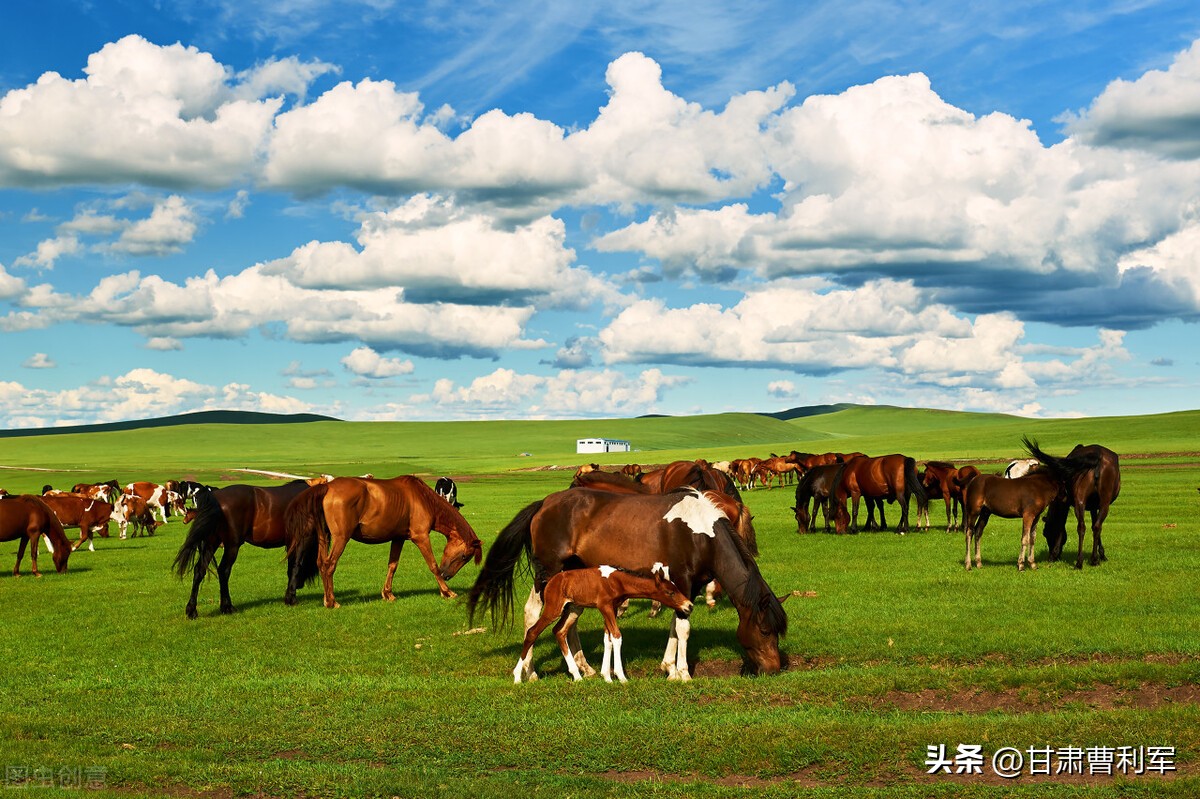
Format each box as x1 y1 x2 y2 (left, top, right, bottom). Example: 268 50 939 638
513 563 694 684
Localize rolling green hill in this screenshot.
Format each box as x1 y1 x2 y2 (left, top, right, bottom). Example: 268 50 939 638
1 405 1198 495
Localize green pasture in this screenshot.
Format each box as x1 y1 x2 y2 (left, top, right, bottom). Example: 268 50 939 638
1 406 1199 797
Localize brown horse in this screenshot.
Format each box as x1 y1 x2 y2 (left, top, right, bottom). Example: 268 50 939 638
37 493 112 552
2 495 71 576
962 439 1100 571
286 475 482 608
792 463 845 534
916 461 979 532
467 487 788 680
172 481 313 619
830 455 926 534
636 461 757 554
1032 442 1121 569
574 463 751 609
513 563 694 683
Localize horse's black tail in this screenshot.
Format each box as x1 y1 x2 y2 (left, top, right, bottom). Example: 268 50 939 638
285 483 329 588
904 457 927 506
1022 436 1101 489
172 486 220 578
465 499 542 630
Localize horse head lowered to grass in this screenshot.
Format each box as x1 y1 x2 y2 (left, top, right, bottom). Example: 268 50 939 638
467 486 787 680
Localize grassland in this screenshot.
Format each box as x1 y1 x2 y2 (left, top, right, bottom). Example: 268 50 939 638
1 405 1198 797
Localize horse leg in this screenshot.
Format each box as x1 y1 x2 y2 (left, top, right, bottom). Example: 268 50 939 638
1092 506 1108 564
554 606 586 681
668 613 692 681
850 495 861 534
514 604 560 683
567 622 596 677
409 530 456 598
1073 502 1087 570
216 542 241 614
185 539 218 620
382 538 405 602
318 530 351 609
13 535 30 577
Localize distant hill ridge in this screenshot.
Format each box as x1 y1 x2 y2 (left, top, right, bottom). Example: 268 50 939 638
0 410 340 439
0 403 861 440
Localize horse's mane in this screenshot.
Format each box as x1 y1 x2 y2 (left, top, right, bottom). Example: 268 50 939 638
925 460 954 470
710 516 787 637
406 476 479 543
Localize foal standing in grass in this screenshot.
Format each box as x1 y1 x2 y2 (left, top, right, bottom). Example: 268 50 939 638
513 563 694 683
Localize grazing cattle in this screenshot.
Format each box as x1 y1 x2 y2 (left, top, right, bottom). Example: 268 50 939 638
72 481 121 503
286 475 483 607
173 481 314 619
793 463 845 534
830 455 926 535
468 487 787 680
112 494 160 539
433 477 464 508
170 480 207 508
37 493 112 552
1 495 71 576
512 563 694 683
124 482 180 524
1033 443 1121 569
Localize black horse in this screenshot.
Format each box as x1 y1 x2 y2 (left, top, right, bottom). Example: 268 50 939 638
1032 443 1120 569
173 481 315 619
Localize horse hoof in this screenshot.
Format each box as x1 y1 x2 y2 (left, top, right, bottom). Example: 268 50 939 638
441 589 458 599
220 605 235 615
185 606 198 620
382 592 396 602
283 594 296 606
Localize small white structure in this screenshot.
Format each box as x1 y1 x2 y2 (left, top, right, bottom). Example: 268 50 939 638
576 438 632 454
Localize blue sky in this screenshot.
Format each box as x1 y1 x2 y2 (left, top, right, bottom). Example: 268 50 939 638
2 0 1200 427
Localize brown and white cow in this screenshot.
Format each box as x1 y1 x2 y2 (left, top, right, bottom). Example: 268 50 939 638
38 493 113 552
124 482 182 525
112 494 161 539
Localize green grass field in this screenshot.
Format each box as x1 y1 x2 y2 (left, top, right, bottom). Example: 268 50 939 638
1 406 1198 797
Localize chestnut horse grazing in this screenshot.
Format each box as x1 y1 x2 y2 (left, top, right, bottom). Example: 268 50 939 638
173 481 313 619
286 475 482 608
2 496 71 576
1032 443 1121 569
467 487 787 680
962 439 1101 571
513 563 694 683
830 455 926 534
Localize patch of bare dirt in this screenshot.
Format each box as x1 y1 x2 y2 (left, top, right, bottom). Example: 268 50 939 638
872 683 1200 713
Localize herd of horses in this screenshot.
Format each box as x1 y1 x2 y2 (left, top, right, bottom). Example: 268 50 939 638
1 438 1120 682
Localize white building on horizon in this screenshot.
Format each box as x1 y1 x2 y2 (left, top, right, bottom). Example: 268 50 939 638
576 437 632 454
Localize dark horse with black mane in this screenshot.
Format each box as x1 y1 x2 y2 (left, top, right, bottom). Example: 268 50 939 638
1028 442 1120 569
467 487 788 680
173 481 314 619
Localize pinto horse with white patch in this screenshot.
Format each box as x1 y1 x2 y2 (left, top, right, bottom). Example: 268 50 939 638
513 563 694 683
468 487 787 681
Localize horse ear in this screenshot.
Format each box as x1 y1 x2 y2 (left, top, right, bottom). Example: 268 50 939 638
776 593 792 605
